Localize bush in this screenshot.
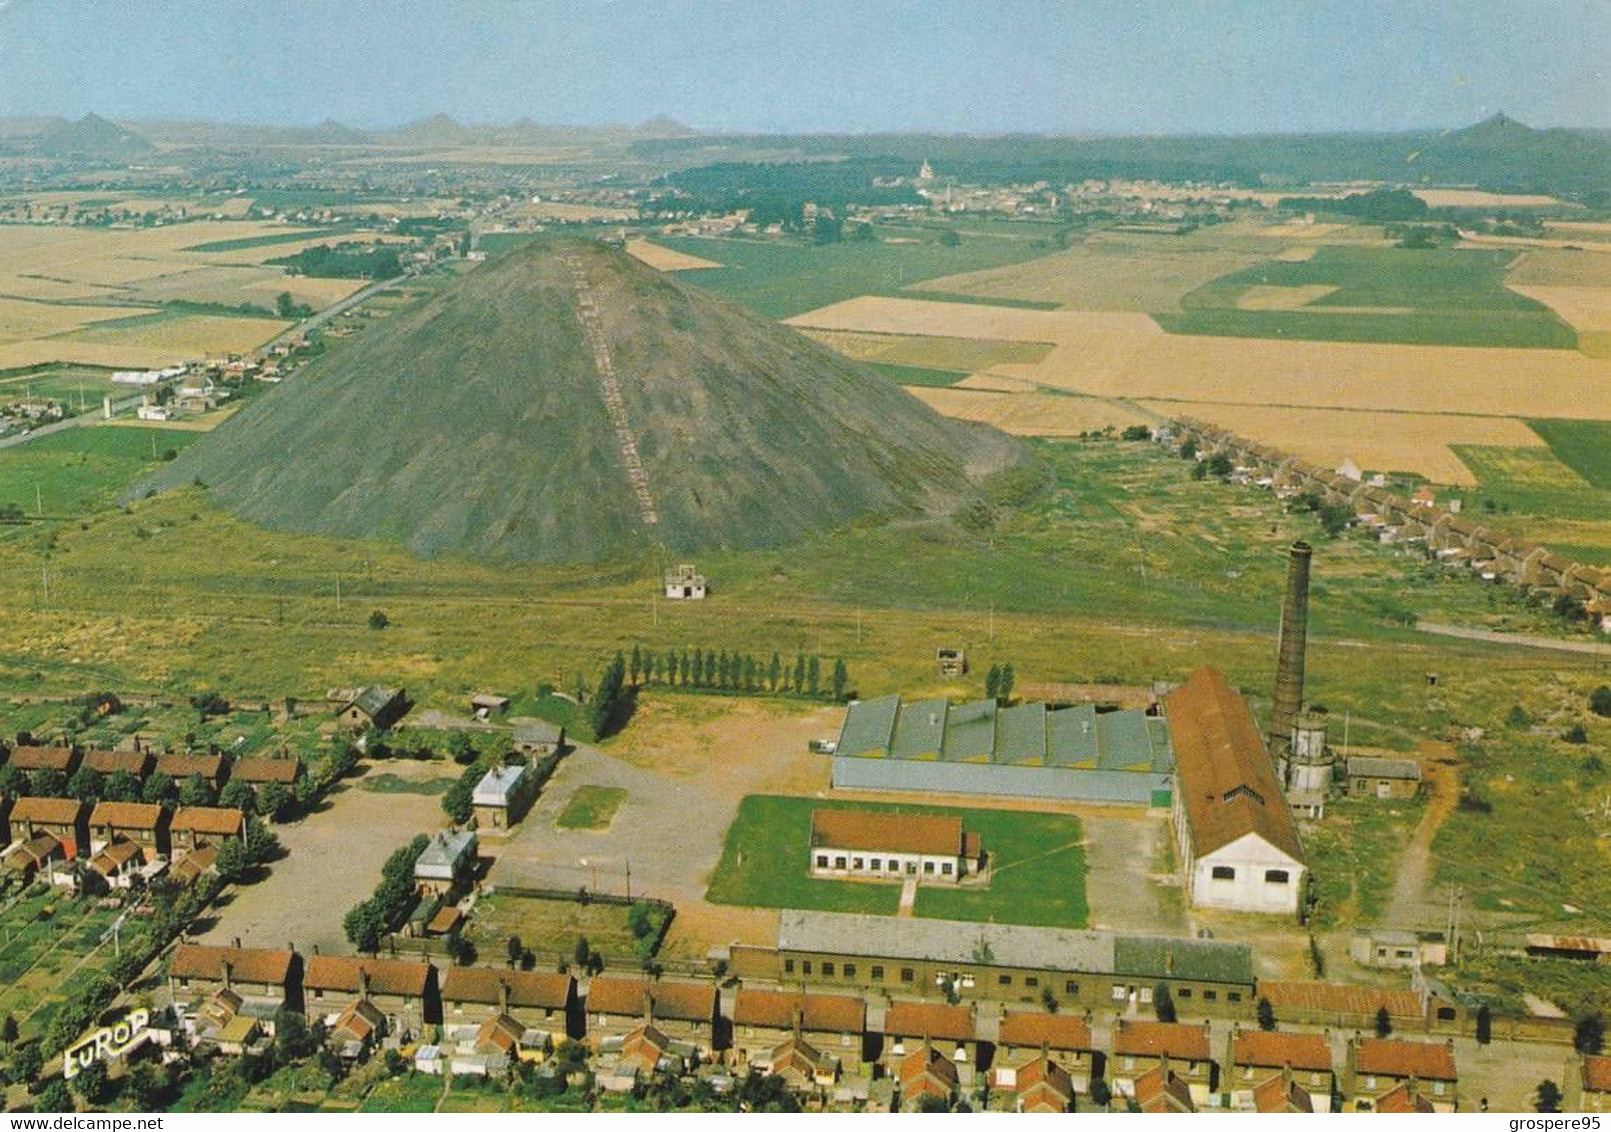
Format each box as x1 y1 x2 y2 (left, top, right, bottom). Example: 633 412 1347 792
1591 686 1611 718
368 610 390 630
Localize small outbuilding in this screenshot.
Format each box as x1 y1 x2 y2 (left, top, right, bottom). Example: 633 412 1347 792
1346 756 1422 800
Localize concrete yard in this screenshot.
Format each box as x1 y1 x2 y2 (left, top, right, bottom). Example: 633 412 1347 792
198 758 456 954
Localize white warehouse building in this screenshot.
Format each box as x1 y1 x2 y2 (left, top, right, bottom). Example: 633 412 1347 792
1165 667 1307 916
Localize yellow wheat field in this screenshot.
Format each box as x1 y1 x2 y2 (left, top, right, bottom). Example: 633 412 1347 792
801 328 1053 371
1413 189 1569 209
625 240 724 271
1136 402 1544 484
790 294 1611 425
66 313 289 356
1256 222 1348 240
1508 285 1611 332
0 298 148 343
906 387 1150 436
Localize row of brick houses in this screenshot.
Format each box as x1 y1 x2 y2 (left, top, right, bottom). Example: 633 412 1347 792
1170 417 1611 615
161 941 1514 1111
1 797 245 888
0 741 303 791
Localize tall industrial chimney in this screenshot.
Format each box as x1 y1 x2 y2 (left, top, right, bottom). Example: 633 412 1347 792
1269 540 1313 754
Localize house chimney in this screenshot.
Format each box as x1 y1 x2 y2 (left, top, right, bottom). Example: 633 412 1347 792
221 959 234 990
499 978 511 1015
1269 541 1313 757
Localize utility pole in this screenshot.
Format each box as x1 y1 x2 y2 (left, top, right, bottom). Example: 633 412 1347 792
35 483 42 518
335 576 342 611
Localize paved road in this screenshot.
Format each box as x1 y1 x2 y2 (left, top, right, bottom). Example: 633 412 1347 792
1416 620 1611 656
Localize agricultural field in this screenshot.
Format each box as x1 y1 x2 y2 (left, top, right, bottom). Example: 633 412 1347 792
706 795 1090 928
908 387 1149 436
1160 245 1576 349
1149 404 1547 486
1450 445 1611 520
1528 418 1611 489
61 310 289 357
798 328 1054 372
0 365 124 408
910 225 1270 313
624 239 721 272
786 294 1611 480
654 228 1055 319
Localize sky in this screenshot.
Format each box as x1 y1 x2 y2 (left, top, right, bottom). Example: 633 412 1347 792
0 0 1606 135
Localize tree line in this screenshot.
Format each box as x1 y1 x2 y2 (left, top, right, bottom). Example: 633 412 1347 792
619 644 849 701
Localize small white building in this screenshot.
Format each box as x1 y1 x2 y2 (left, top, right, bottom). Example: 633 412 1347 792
1165 668 1307 916
472 763 536 831
664 564 706 600
808 809 983 885
136 404 172 421
413 829 478 896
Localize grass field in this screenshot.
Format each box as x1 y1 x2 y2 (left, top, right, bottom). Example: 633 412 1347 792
0 425 202 516
909 387 1149 435
555 784 628 830
1450 445 1611 520
358 1074 444 1113
706 795 1090 928
1528 419 1611 490
655 231 1054 319
462 891 666 961
866 362 966 387
1160 246 1577 349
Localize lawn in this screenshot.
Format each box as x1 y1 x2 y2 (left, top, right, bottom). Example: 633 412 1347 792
1159 245 1577 348
705 794 1090 928
555 785 627 830
655 231 1056 319
0 424 201 516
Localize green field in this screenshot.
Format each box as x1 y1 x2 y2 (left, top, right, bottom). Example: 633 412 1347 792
0 425 201 517
1528 419 1611 491
555 784 627 829
463 891 667 961
1159 245 1577 348
181 227 356 253
656 231 1055 319
866 362 966 387
706 794 1090 928
1450 444 1611 521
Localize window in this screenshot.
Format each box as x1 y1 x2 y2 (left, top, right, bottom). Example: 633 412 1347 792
907 863 917 875
1123 1056 1135 1071
960 975 975 989
834 856 847 869
843 964 856 978
1111 986 1128 1002
1436 1007 1456 1021
1433 1082 1446 1096
815 855 828 868
822 962 835 976
1065 980 1079 995
999 974 1013 987
1211 865 1236 881
1177 988 1192 999
1365 1076 1376 1090
900 967 914 983
1264 869 1290 884
942 862 953 875
1228 992 1242 1003
1139 987 1153 1004
923 861 935 875
853 857 863 869
1203 990 1217 1002
872 965 885 981
870 859 881 872
1025 977 1039 988
784 959 795 974
889 859 899 871
802 961 812 975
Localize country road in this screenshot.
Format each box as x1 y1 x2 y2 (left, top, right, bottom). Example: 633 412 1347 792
1416 620 1611 656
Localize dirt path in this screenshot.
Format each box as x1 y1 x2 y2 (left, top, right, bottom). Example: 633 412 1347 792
1383 741 1460 926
